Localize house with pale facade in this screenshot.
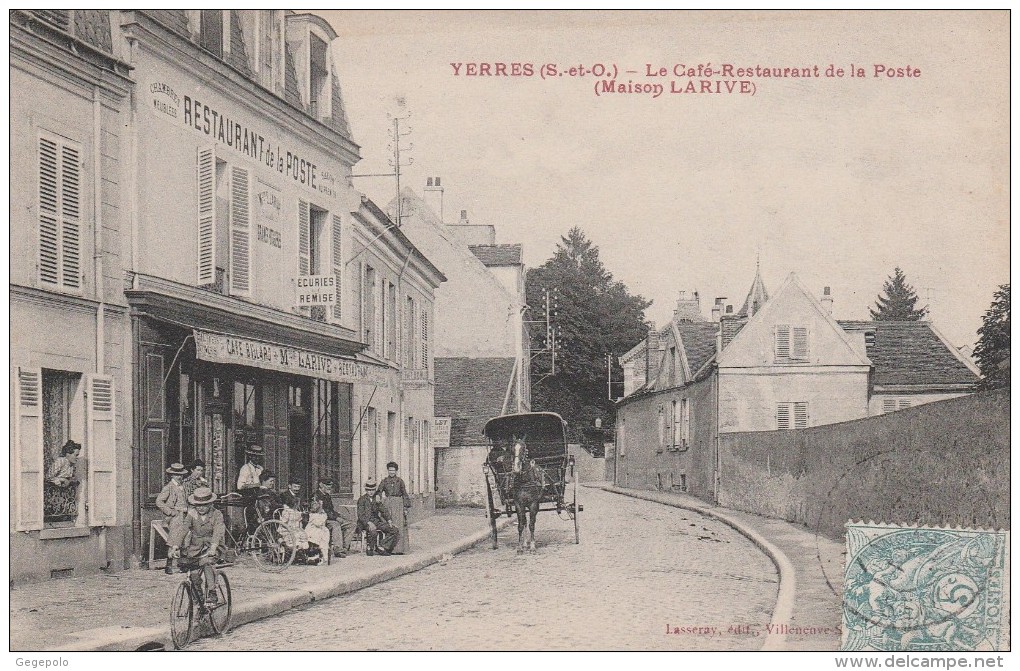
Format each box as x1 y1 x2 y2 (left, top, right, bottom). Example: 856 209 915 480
615 267 980 500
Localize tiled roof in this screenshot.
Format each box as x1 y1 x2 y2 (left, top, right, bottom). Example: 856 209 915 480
284 44 302 108
468 244 523 266
720 316 748 348
676 322 719 375
837 320 978 387
226 10 253 77
434 357 516 447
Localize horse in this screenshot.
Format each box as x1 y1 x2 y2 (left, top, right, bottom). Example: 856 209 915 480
509 436 551 554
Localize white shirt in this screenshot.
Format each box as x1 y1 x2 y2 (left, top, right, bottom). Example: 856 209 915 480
237 462 263 490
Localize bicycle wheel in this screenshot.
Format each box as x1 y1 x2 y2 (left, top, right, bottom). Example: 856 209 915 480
250 520 296 572
169 581 194 650
207 570 232 635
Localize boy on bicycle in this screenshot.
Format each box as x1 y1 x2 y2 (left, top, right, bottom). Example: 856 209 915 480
168 486 225 608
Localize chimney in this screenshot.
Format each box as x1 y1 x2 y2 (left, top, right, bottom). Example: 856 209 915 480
821 286 833 315
459 209 469 225
711 297 726 322
424 176 444 221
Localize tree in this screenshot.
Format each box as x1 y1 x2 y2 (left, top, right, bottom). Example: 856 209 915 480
526 228 651 440
973 284 1010 390
869 267 928 321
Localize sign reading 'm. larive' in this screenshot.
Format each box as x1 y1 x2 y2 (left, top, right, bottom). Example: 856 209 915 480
194 330 387 384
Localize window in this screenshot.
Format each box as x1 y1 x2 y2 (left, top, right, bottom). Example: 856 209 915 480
38 133 82 292
657 406 665 453
364 266 377 351
404 295 416 368
13 368 116 531
681 398 691 449
670 400 679 449
199 10 224 58
775 325 809 362
300 202 327 321
330 213 343 322
380 280 388 358
198 151 249 295
386 283 397 360
308 206 326 274
309 33 329 118
258 10 276 88
777 402 809 430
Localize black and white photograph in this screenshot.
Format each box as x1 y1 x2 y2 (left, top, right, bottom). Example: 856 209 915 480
8 9 1010 663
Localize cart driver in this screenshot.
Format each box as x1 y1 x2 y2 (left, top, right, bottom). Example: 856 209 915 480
168 486 225 607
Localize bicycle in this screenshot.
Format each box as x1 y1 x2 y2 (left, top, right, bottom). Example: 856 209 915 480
169 544 232 649
217 491 298 572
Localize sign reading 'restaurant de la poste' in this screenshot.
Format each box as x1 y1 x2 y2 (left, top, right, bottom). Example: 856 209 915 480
194 330 388 385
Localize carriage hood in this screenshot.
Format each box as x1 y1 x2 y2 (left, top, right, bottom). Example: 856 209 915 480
483 412 568 460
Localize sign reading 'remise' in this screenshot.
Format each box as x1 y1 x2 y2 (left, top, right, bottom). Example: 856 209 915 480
194 330 386 384
295 275 336 306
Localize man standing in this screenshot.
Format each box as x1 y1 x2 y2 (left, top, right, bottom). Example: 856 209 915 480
355 479 399 556
313 478 354 559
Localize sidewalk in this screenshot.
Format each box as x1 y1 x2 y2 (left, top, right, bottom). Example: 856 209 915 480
591 483 845 651
10 508 510 651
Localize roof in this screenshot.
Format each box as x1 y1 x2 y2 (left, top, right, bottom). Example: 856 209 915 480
468 244 523 267
736 261 769 318
675 322 719 376
720 316 748 348
434 357 517 447
837 320 979 387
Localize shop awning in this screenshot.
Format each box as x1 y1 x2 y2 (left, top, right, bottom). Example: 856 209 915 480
125 273 367 360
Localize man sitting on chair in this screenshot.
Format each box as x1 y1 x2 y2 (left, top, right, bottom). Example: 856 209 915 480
313 478 354 559
356 479 399 556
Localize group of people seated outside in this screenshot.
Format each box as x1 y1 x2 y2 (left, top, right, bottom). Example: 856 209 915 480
158 445 411 569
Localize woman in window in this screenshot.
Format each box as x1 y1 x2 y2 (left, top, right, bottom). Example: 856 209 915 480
46 440 82 487
377 461 411 554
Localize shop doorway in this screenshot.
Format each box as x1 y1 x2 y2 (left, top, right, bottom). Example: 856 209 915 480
288 383 312 490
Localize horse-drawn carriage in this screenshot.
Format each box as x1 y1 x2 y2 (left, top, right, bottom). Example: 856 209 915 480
481 412 582 552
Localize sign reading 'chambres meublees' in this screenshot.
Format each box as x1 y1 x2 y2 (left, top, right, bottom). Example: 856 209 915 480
194 330 387 384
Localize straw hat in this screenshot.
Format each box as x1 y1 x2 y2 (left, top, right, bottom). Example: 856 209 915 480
188 486 217 505
166 463 188 476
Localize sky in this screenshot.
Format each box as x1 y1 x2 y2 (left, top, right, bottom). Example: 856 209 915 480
325 10 1009 348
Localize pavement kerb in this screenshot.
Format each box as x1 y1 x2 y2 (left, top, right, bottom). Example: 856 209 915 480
49 516 515 652
590 484 796 652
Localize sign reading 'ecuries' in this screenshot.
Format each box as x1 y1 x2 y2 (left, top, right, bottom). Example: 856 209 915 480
194 330 387 384
296 275 337 306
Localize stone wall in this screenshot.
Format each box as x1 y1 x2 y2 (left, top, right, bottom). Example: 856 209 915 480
718 389 1009 540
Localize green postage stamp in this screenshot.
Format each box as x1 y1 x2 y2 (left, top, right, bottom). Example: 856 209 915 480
842 523 1008 651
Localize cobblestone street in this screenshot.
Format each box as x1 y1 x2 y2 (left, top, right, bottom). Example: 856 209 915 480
192 488 778 651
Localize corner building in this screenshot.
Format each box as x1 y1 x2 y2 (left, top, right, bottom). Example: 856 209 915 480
117 11 437 559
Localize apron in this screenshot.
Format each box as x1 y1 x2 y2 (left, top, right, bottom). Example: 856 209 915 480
381 494 410 554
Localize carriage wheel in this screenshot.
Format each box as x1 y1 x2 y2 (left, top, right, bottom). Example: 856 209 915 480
572 461 580 544
483 467 498 549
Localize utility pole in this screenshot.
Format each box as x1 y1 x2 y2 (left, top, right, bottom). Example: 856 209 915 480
350 99 413 226
526 288 560 384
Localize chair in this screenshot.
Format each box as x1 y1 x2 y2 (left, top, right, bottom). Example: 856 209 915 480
148 519 170 570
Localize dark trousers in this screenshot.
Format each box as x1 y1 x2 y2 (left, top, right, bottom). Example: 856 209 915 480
357 520 399 554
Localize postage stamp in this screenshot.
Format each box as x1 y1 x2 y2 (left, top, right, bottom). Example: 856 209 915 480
841 522 1008 651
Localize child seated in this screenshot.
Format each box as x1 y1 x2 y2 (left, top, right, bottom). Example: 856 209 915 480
304 498 331 564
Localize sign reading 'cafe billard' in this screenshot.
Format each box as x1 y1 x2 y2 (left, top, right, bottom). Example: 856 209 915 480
194 330 387 385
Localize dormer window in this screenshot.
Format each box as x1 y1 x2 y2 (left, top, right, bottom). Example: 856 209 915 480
309 33 329 118
775 325 809 363
198 10 224 58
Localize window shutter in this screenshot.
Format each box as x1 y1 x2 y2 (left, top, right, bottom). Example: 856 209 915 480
38 135 82 291
197 147 216 285
883 398 896 414
229 166 251 296
87 374 117 526
14 368 45 531
775 325 791 360
898 399 912 410
374 279 382 353
682 398 691 446
331 213 343 322
793 327 809 361
776 402 791 430
793 402 808 429
60 143 81 290
39 137 60 286
421 308 429 372
298 199 310 276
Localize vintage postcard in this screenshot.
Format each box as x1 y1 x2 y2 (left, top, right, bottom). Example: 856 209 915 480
8 9 1009 661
